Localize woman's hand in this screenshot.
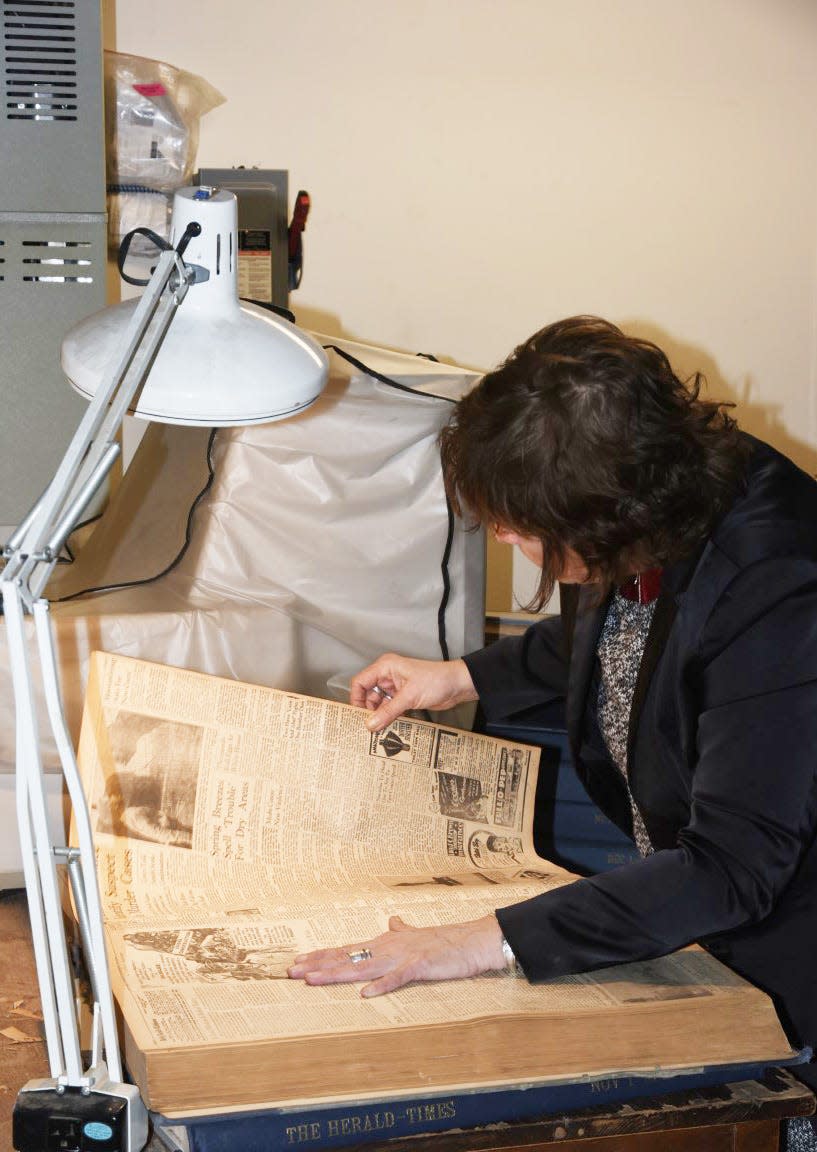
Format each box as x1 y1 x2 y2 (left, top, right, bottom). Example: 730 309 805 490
287 914 507 997
350 654 478 733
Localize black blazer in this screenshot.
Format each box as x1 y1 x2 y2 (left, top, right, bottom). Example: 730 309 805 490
464 437 817 1072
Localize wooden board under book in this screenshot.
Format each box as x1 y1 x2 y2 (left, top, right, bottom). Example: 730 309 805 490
75 651 797 1117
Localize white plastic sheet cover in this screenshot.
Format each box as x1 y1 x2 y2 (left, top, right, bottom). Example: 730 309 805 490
0 338 485 774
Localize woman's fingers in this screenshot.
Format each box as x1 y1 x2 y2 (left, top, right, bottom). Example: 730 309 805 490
350 656 478 733
349 659 394 709
363 693 407 733
289 938 403 993
289 943 380 978
288 915 507 998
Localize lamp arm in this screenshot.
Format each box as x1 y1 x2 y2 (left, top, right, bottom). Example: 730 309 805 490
3 247 194 601
1 244 200 1152
35 598 123 1080
5 583 71 1079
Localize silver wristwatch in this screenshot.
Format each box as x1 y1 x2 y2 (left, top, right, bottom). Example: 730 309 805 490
500 935 522 975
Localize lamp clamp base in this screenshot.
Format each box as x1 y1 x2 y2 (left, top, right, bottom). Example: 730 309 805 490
13 1071 148 1152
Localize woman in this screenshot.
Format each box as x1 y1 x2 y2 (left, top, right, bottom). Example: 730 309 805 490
288 317 817 1138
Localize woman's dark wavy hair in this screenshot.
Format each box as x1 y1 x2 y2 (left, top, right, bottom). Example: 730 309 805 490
439 316 749 610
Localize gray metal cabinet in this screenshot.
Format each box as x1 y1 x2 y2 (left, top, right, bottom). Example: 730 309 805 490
0 0 107 526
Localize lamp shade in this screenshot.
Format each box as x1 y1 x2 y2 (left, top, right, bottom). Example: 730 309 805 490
61 186 329 426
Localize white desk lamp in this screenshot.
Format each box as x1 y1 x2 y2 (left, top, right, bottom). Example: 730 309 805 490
2 185 329 1152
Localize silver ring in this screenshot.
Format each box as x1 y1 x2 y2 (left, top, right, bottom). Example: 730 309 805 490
347 948 373 964
371 685 393 701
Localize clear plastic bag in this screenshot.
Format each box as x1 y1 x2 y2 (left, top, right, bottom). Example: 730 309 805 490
105 52 224 256
105 50 224 190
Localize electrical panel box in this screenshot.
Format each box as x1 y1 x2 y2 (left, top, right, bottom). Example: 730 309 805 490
0 0 107 527
196 167 289 310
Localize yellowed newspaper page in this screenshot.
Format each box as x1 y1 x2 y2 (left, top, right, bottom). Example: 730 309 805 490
79 651 550 895
99 886 764 1057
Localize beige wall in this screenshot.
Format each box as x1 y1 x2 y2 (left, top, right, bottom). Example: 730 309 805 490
109 0 817 610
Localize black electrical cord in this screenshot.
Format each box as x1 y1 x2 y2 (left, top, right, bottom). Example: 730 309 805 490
323 344 455 403
52 428 218 604
241 298 297 324
437 497 455 662
117 221 203 287
55 510 105 565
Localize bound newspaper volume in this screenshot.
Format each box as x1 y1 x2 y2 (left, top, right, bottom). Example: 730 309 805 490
76 652 797 1119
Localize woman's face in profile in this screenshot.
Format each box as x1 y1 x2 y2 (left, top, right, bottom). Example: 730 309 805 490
492 526 590 584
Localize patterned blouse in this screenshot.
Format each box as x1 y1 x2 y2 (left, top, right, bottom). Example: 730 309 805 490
596 588 657 857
